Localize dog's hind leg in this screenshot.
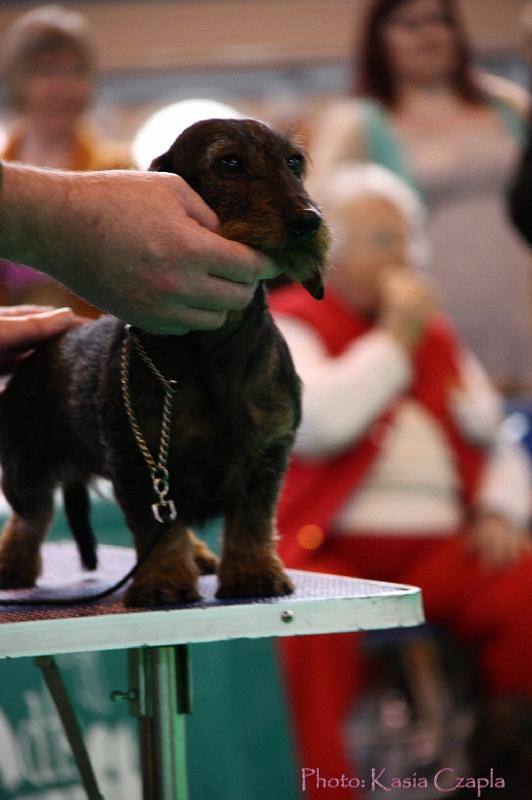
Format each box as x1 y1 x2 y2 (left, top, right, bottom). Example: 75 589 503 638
0 477 55 589
217 443 295 599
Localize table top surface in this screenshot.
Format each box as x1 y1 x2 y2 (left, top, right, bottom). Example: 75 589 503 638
0 542 424 659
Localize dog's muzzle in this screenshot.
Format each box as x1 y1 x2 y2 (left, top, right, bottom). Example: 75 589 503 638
287 207 322 241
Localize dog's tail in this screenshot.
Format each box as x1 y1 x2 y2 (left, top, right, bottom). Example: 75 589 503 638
63 482 98 571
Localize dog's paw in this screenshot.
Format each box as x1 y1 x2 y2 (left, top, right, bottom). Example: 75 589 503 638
0 568 37 590
125 578 202 607
0 555 40 590
216 560 295 600
189 534 219 575
194 549 219 575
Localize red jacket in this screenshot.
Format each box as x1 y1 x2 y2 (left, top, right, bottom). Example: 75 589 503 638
270 286 488 567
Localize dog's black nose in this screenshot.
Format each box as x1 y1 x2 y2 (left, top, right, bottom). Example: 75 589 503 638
288 208 322 241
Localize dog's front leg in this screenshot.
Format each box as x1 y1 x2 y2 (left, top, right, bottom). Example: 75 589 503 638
217 444 295 599
114 489 203 606
125 519 203 607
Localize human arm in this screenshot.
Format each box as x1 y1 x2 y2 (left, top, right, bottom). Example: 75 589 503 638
309 100 367 191
468 511 531 570
447 340 531 568
275 316 413 456
460 348 532 568
0 163 279 335
478 72 530 118
275 270 434 456
468 432 532 569
449 349 503 444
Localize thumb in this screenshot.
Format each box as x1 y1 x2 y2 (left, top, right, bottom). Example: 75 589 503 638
173 177 220 232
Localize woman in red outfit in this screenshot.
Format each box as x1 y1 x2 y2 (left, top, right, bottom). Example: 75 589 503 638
271 164 532 799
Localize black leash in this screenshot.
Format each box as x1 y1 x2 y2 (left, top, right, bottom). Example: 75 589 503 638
0 522 172 607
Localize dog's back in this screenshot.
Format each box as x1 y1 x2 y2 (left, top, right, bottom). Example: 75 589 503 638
0 316 118 476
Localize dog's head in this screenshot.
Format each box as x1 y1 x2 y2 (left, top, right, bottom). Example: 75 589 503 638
150 118 329 299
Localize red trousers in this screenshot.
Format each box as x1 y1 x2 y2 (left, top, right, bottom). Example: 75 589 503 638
279 533 532 799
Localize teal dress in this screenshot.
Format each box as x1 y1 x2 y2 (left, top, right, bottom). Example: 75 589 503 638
356 96 532 393
357 96 526 196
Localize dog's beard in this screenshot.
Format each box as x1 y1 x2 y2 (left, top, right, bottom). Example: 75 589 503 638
277 249 327 300
219 219 330 300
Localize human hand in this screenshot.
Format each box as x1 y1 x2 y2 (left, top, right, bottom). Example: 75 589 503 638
0 165 281 335
468 512 532 571
378 267 435 350
0 305 85 374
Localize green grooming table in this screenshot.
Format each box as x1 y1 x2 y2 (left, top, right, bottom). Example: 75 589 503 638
0 542 424 800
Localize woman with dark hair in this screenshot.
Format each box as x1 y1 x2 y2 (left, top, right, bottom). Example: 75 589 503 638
354 0 480 105
311 0 531 397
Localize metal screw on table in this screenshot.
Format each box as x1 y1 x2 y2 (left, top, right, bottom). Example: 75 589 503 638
110 689 138 703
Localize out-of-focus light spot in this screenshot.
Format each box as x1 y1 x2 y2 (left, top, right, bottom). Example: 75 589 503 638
132 98 242 169
297 524 325 550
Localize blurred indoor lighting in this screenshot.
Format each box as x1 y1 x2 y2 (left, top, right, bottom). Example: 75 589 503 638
131 98 242 169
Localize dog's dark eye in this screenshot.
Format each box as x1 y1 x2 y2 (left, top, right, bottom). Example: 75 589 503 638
217 154 244 174
287 155 304 178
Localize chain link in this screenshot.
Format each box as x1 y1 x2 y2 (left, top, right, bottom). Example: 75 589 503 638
120 325 178 523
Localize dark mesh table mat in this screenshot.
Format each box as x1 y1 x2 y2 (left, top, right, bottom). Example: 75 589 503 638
0 543 423 658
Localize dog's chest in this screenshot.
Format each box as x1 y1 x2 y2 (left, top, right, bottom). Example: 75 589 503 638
111 343 297 518
136 364 271 468
114 370 268 520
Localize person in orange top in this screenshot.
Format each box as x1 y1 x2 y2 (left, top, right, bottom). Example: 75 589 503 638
0 4 131 314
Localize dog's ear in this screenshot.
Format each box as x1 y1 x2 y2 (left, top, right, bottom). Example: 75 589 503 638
149 149 175 173
286 223 329 300
302 274 324 300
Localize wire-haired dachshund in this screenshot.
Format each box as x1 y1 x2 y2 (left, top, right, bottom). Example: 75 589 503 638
0 118 329 606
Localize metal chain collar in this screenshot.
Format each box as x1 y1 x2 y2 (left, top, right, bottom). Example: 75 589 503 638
120 324 178 524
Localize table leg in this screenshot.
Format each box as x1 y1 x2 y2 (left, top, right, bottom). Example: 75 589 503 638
34 656 104 800
127 645 192 800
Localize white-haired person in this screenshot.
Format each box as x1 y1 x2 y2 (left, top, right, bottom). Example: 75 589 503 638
270 164 532 799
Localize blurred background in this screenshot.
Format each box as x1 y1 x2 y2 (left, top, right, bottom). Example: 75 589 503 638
1 3 532 800
0 0 529 151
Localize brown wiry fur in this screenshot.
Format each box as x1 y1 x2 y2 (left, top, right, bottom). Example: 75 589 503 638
0 118 329 606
